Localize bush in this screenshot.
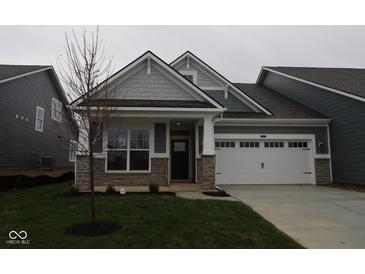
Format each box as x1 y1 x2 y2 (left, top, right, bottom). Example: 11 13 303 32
105 184 117 194
149 183 159 193
70 184 80 196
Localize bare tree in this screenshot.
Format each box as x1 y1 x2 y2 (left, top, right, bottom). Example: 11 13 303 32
58 27 114 226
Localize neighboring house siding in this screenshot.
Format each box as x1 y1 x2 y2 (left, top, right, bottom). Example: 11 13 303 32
107 63 202 101
205 90 252 112
262 71 365 185
0 71 75 167
214 125 329 154
173 59 224 87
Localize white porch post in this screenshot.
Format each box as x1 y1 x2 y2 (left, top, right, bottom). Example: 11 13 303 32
202 117 215 155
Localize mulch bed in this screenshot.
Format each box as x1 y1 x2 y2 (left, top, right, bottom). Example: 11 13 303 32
55 191 176 198
203 190 231 197
64 221 122 236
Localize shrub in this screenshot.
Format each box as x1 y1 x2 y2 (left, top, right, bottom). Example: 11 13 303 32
70 184 80 196
149 183 159 193
105 184 117 194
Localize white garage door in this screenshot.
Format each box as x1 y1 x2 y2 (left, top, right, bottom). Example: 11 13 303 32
215 139 315 185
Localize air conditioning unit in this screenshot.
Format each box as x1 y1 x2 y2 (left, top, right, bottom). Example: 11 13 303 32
40 156 54 170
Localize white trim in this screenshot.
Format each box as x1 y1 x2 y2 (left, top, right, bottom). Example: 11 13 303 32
171 52 272 115
215 118 331 126
69 140 77 162
34 106 44 132
178 70 198 85
75 106 223 113
200 87 225 91
262 67 365 103
326 124 333 182
0 67 51 84
71 51 224 111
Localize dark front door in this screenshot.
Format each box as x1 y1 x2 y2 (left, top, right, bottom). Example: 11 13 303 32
171 140 189 180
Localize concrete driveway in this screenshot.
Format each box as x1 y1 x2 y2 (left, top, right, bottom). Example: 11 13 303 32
220 185 365 248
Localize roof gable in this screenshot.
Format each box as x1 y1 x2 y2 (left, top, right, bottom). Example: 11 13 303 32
170 51 272 115
73 51 224 110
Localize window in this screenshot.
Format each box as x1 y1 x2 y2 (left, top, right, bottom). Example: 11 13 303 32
51 98 62 122
240 141 260 148
288 141 308 148
69 141 77 162
264 141 284 148
35 106 44 132
215 141 235 148
179 71 197 84
107 128 149 171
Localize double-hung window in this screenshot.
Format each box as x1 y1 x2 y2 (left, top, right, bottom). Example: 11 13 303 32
35 106 44 132
51 98 62 122
107 128 149 171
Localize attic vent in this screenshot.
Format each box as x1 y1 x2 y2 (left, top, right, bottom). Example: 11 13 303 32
224 85 229 99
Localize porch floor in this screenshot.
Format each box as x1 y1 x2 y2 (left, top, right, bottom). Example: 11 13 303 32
94 183 203 193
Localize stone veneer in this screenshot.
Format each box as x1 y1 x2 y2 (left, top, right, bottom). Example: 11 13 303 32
76 156 168 191
197 155 216 190
315 158 332 184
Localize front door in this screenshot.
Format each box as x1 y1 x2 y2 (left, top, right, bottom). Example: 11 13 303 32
171 140 189 180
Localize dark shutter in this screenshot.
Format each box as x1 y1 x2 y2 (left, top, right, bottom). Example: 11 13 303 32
154 123 166 153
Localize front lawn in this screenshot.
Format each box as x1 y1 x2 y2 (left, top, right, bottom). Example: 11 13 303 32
0 181 302 248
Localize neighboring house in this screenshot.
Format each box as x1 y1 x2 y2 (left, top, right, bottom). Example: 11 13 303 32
257 67 365 185
0 65 77 172
73 51 332 190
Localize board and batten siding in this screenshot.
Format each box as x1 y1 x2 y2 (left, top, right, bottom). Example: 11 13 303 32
214 126 329 154
261 71 365 185
0 70 75 167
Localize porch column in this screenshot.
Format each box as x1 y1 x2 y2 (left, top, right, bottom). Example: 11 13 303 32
202 117 215 155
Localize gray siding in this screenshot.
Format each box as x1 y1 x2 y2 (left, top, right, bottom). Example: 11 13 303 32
0 71 75 167
262 71 365 185
106 62 202 101
173 59 225 87
154 123 166 153
214 126 328 154
205 90 253 112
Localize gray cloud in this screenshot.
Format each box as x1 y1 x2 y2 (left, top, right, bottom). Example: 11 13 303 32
1 25 365 83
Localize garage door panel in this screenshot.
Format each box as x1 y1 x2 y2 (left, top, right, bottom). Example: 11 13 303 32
215 139 315 185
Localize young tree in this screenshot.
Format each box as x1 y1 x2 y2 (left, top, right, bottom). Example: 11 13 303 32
58 27 114 226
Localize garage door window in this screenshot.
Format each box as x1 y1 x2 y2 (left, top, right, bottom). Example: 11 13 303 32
288 141 308 148
264 141 284 148
215 141 235 148
240 141 259 148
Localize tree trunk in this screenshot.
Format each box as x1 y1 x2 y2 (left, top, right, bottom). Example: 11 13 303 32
89 151 96 225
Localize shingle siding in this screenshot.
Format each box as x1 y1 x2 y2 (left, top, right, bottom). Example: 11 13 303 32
173 59 224 87
262 71 365 185
107 62 201 101
0 71 75 167
214 126 329 154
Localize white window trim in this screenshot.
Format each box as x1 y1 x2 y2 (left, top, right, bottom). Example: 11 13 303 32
34 106 44 132
51 97 62 123
179 70 198 85
105 128 151 173
69 140 77 162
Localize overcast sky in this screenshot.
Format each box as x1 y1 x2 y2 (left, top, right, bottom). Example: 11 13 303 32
1 25 365 83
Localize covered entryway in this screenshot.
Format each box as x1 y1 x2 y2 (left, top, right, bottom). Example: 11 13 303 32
215 137 315 185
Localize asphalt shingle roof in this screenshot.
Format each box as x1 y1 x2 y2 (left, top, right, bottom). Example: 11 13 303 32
234 83 327 119
265 67 365 99
79 99 214 108
0 65 50 82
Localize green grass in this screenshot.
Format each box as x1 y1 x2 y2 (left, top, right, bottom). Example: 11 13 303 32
0 181 302 248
